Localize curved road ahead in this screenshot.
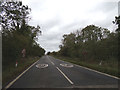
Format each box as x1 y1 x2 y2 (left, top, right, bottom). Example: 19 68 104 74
8 55 119 88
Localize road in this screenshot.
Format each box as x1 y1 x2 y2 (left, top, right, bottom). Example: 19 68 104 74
8 55 119 88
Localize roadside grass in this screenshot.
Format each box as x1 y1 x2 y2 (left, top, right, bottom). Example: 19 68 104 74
53 55 119 78
3 56 40 87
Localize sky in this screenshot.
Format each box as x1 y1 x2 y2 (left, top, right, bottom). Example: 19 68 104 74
21 0 119 53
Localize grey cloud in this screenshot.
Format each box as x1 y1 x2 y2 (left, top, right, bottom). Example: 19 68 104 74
22 0 118 52
44 19 61 29
94 6 117 31
38 37 60 52
60 19 91 31
89 2 117 13
119 1 120 15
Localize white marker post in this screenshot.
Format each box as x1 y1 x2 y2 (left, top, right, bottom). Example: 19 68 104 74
99 60 102 66
15 61 18 67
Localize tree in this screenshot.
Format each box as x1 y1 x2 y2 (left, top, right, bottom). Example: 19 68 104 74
60 33 76 57
1 1 45 66
0 1 30 32
113 16 119 60
113 16 120 32
57 24 116 61
47 52 51 55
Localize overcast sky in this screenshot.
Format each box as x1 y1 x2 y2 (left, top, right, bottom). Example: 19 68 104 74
22 0 119 53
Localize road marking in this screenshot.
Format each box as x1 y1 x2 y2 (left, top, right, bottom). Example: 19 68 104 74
47 56 55 65
5 60 40 89
54 56 119 80
72 85 118 88
74 64 120 80
51 61 55 65
60 63 73 68
52 56 120 80
36 64 48 68
56 67 74 85
50 56 120 80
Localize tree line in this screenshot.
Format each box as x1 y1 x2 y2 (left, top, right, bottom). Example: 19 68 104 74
0 1 45 66
51 16 119 61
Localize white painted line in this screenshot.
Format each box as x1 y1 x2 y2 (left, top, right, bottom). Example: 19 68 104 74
54 57 120 80
74 64 120 80
51 62 55 65
55 57 120 79
72 85 118 88
60 63 73 68
5 60 40 89
47 56 55 65
56 67 74 85
36 64 48 68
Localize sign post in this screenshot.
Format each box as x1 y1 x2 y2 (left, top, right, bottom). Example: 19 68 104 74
21 48 26 58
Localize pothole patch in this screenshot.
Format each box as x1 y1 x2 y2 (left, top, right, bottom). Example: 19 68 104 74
60 63 73 68
36 64 48 69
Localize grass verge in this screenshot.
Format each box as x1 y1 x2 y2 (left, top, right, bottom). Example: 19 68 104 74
3 56 40 87
53 55 119 78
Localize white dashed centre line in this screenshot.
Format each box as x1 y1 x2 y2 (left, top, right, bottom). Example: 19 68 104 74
47 56 55 65
56 67 74 85
51 61 55 65
47 56 74 84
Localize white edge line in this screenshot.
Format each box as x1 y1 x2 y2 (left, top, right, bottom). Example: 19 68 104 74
54 57 120 80
74 64 120 80
5 59 40 89
56 67 74 85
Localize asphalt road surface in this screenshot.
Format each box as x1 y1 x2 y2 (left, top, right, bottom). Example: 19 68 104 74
9 55 119 88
